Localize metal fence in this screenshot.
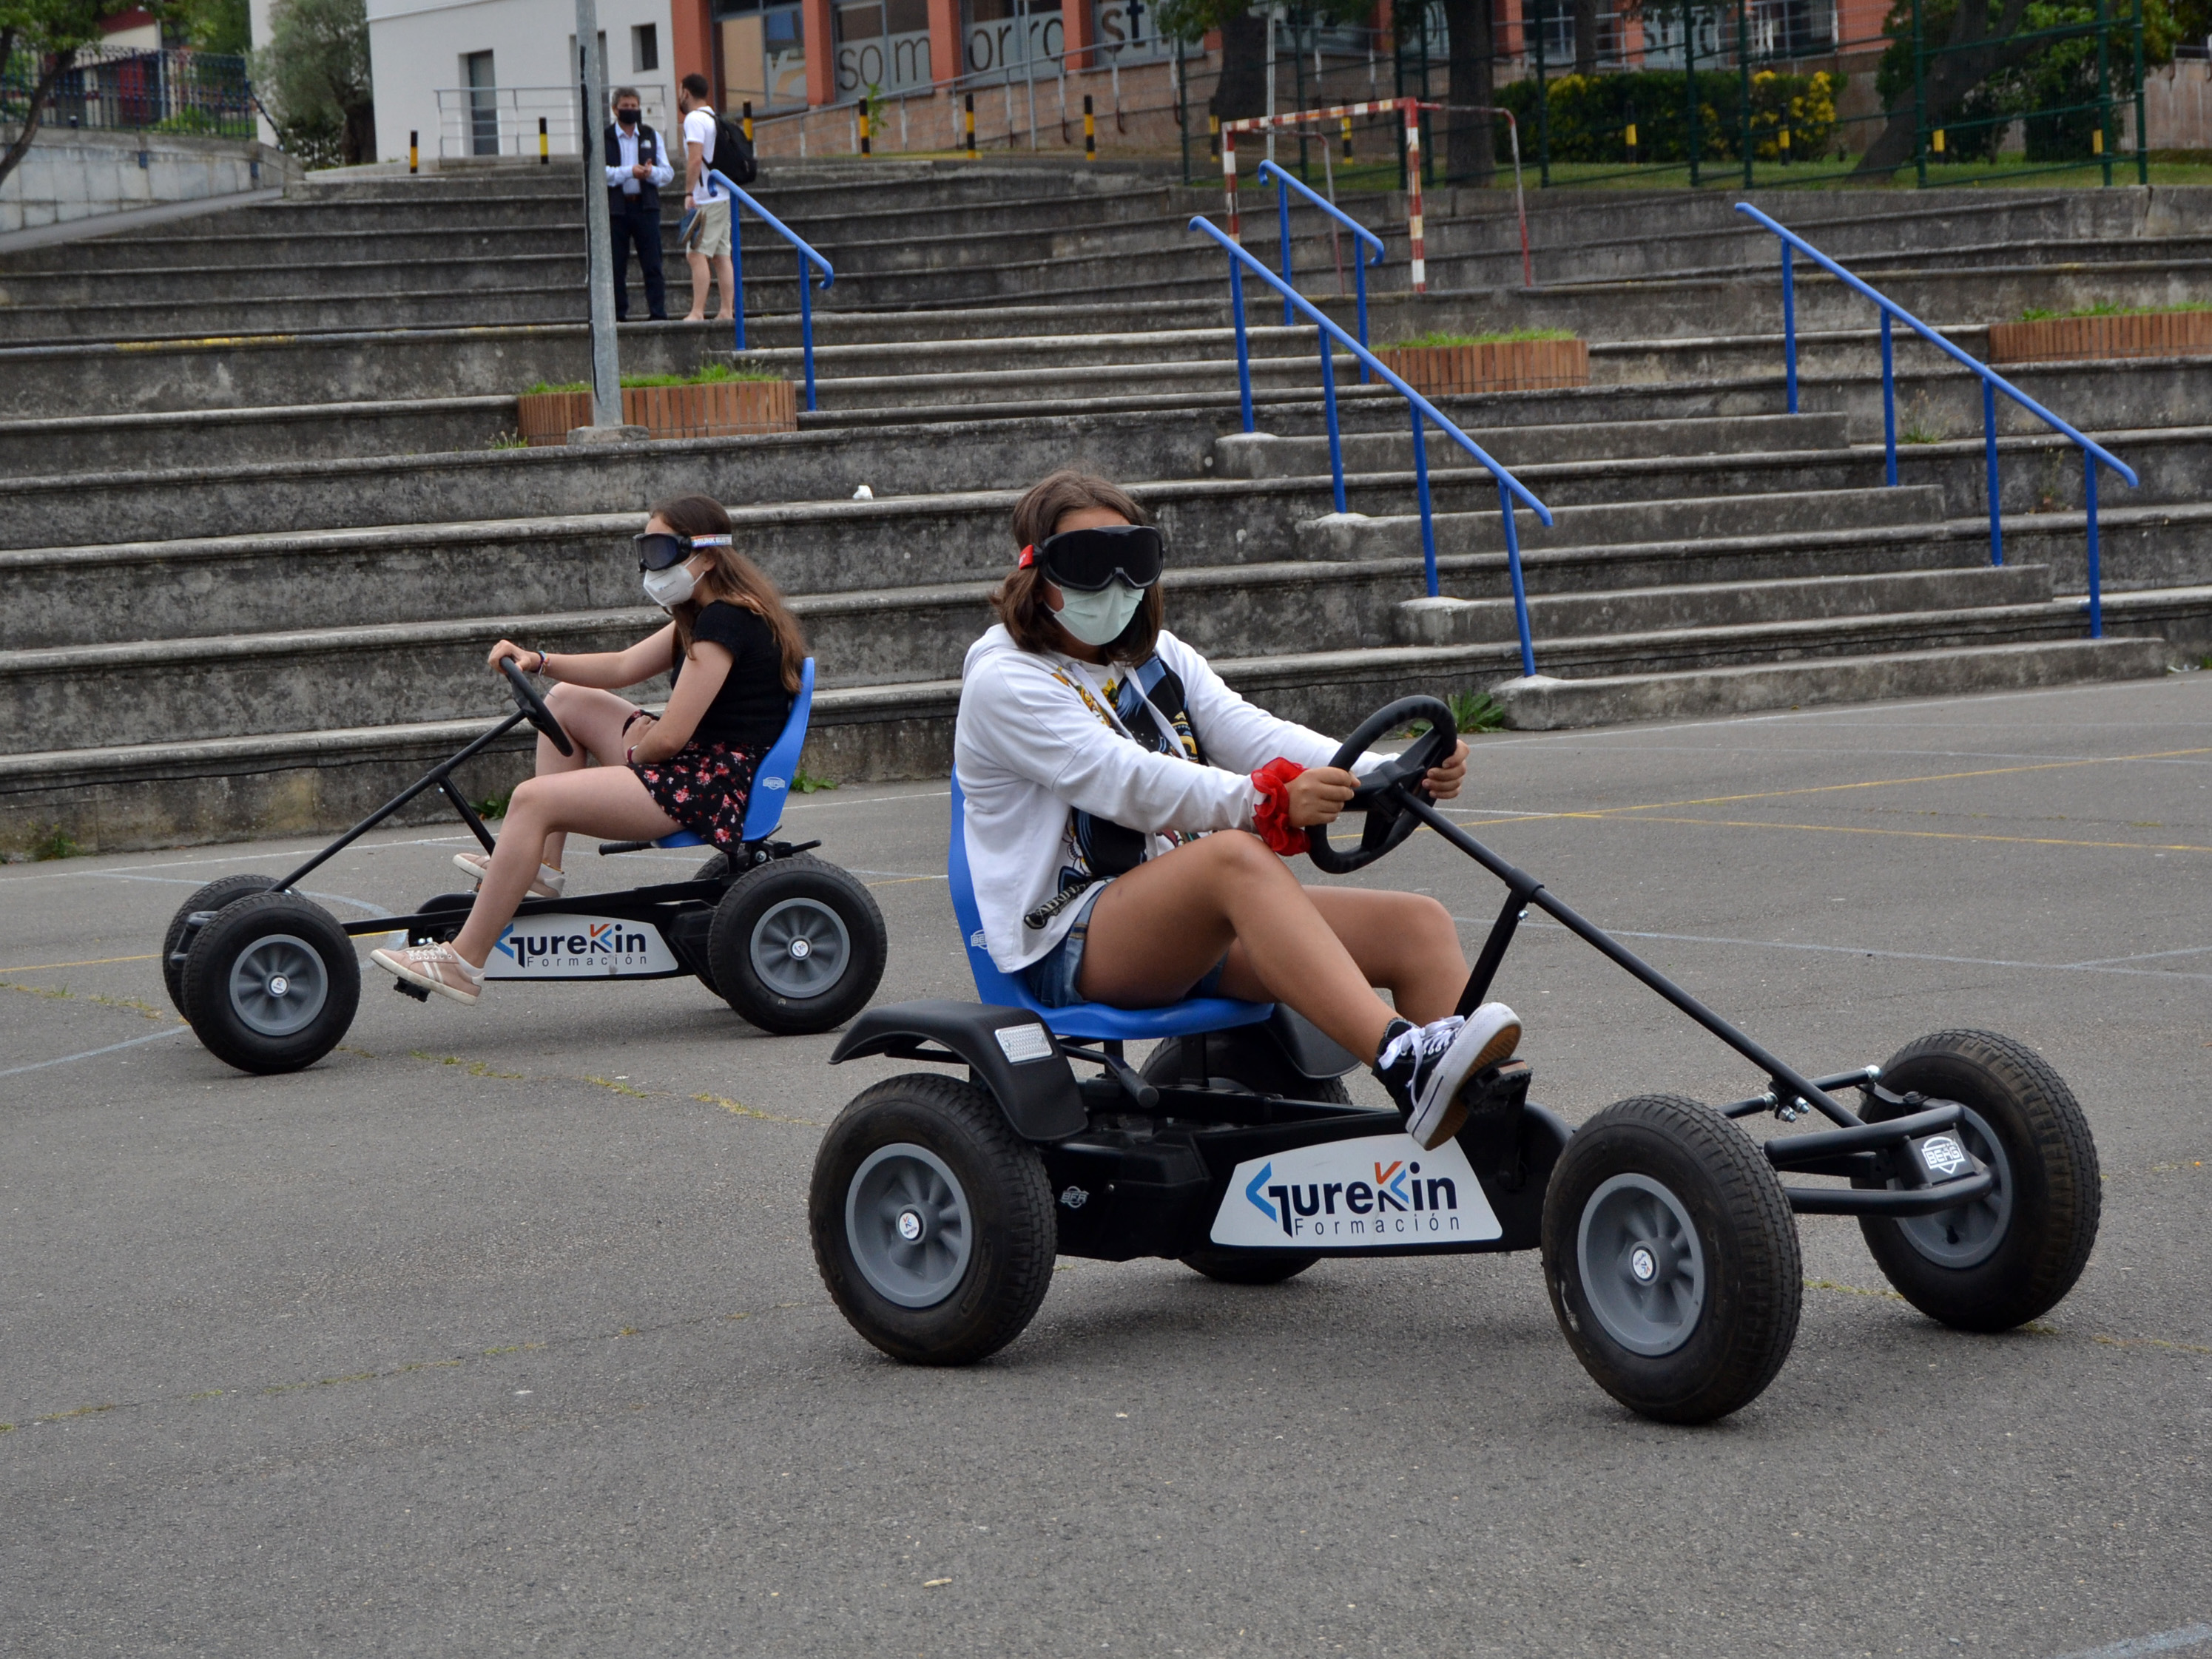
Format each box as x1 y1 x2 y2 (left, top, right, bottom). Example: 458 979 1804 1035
431 83 671 160
1 44 256 139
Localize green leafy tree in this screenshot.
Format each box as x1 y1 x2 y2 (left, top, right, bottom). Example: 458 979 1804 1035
1 0 172 189
1156 0 1373 140
252 0 370 167
171 0 249 54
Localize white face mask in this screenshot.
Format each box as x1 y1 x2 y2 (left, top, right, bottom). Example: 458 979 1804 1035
1052 578 1145 647
643 561 698 610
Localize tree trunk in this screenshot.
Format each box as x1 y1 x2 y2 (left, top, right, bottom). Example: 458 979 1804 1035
0 46 79 194
1210 10 1270 125
1855 0 2035 175
1572 0 1599 75
1439 0 1496 183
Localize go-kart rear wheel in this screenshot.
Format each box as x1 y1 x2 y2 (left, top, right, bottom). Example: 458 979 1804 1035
180 891 360 1075
1542 1095 1801 1425
1142 1030 1345 1285
161 874 277 1013
1854 1030 2100 1332
709 855 886 1035
809 1073 1056 1365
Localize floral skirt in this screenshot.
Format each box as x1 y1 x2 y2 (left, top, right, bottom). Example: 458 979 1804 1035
632 741 762 850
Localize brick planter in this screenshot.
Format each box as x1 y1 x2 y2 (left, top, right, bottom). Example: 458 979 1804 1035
1374 338 1589 396
1988 310 2212 365
516 379 799 446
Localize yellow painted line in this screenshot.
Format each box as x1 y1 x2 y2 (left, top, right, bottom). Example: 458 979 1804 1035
1600 813 2212 855
115 333 297 352
0 952 160 973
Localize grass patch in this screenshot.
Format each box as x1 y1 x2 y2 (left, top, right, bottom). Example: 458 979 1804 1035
24 824 80 861
474 789 512 822
488 429 529 450
792 766 839 794
2016 299 2212 322
522 362 783 396
1382 328 1577 349
1402 689 1508 740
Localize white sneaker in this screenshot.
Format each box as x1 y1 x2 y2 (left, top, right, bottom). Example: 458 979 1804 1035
453 851 564 900
1374 1001 1524 1150
370 941 486 1005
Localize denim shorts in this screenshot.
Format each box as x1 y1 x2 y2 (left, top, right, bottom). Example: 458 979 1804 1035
1020 879 1227 1010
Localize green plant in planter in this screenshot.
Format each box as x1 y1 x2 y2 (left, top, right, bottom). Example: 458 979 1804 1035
1383 328 1577 350
522 362 784 397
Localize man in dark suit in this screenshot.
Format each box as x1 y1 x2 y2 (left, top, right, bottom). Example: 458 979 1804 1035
604 87 674 322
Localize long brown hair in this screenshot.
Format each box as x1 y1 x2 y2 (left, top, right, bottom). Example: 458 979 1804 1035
990 469 1164 663
652 493 807 695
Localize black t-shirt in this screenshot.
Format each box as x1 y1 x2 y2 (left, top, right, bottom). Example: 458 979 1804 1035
671 601 792 751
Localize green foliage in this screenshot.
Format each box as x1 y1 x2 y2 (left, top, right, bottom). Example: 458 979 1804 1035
1449 689 1507 734
1384 328 1577 348
1153 0 1371 43
522 362 783 396
252 0 371 166
473 790 512 821
2018 298 2212 318
488 429 529 450
792 766 838 794
1495 68 1846 163
169 0 248 53
26 822 80 860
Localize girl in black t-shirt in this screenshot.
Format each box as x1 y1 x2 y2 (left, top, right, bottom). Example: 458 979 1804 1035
371 493 804 1006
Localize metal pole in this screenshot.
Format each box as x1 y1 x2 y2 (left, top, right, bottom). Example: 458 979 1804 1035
1912 0 1926 186
1534 0 1551 188
1737 0 1752 190
798 246 818 412
1881 311 1897 486
1320 322 1346 514
1178 36 1190 183
2095 0 2114 186
1278 172 1294 324
575 0 621 428
2084 455 2103 637
1230 253 1255 432
1685 0 1699 189
1781 242 1796 411
1266 4 1278 164
2132 0 2148 185
1412 405 1439 598
1983 379 2003 567
1499 476 1536 678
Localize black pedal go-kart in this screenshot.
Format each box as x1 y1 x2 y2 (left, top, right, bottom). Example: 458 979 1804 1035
161 658 887 1075
808 695 2100 1424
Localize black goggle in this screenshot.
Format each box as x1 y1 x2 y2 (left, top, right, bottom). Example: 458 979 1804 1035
1025 524 1163 592
634 530 729 571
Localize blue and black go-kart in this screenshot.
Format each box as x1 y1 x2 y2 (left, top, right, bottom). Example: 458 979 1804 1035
161 658 887 1075
807 695 2100 1424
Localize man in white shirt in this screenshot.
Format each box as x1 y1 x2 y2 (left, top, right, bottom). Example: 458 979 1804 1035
677 72 735 324
603 87 675 322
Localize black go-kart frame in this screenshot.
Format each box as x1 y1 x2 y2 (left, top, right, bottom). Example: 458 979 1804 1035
161 660 887 1075
808 695 2100 1424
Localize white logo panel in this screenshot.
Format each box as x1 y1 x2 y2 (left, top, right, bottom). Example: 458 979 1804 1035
485 913 680 979
1210 1132 1502 1249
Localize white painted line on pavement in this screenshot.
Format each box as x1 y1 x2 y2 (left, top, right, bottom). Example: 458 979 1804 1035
2051 1623 2212 1659
0 1026 190 1079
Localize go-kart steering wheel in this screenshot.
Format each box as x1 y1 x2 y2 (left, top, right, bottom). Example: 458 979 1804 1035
1306 695 1458 874
502 657 574 757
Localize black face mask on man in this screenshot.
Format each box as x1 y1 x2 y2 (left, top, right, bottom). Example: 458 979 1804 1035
617 107 639 127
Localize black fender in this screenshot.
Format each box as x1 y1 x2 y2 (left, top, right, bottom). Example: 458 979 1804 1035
1266 1004 1360 1081
830 999 1085 1141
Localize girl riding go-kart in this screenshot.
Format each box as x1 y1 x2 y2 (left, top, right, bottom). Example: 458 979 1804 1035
372 493 807 1007
957 469 1525 1150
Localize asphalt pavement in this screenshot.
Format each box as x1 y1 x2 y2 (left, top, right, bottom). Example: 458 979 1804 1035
4 676 2209 1658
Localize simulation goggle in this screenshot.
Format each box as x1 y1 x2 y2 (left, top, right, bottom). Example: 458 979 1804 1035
1017 524 1163 592
634 530 731 572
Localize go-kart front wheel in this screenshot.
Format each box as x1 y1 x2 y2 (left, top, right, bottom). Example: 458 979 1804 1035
180 891 360 1075
161 874 278 1014
809 1074 1056 1365
709 855 886 1034
1853 1030 2100 1332
1542 1095 1801 1425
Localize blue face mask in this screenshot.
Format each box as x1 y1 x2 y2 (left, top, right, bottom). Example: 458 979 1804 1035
1053 578 1144 646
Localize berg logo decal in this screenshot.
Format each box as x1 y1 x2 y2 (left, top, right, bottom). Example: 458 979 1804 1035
1921 1134 1969 1178
1209 1133 1502 1250
762 776 788 792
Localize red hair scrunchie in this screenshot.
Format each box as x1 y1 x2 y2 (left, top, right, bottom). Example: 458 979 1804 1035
1250 757 1309 858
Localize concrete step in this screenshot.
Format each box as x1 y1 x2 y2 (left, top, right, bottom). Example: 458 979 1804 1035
1216 413 1853 477
1488 635 2176 729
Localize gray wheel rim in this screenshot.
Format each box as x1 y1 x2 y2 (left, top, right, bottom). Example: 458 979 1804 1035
1893 1104 2014 1269
226 933 328 1038
750 896 850 999
1577 1172 1707 1358
846 1143 973 1310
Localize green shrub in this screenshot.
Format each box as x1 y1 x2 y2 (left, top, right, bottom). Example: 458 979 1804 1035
1383 328 1577 348
1495 68 1846 164
521 362 783 396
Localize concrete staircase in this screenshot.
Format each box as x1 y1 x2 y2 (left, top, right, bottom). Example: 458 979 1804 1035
2 158 2207 854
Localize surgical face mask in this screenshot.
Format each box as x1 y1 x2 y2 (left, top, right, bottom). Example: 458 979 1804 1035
1052 578 1144 647
643 561 698 610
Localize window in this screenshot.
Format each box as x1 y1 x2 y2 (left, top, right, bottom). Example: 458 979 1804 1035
632 23 659 71
463 50 498 157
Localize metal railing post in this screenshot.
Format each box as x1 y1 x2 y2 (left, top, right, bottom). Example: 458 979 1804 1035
2084 456 2104 638
1411 406 1439 599
1320 322 1346 514
1229 254 1255 433
1278 173 1295 325
1499 477 1537 678
731 215 746 351
1983 379 2003 567
1354 223 1370 382
1880 311 1898 486
1781 243 1797 413
798 246 817 410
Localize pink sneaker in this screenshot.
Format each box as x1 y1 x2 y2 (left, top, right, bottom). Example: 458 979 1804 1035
453 851 564 900
371 941 485 1005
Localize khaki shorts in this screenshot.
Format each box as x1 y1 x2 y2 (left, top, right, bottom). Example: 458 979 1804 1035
687 197 732 257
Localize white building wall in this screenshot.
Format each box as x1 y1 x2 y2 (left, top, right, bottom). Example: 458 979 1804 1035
366 0 675 166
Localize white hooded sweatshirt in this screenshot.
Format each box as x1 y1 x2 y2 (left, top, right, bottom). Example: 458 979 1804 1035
955 624 1367 973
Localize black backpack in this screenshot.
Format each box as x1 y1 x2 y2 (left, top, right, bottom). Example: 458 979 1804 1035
714 112 756 187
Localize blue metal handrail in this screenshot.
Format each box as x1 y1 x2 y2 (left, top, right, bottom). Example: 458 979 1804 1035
1255 161 1386 382
1735 201 2137 639
1190 215 1554 678
704 168 834 411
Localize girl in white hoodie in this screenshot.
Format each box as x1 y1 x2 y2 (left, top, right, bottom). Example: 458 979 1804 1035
955 470 1524 1151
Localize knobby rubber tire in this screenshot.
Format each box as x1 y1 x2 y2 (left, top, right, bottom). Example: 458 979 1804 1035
161 874 277 1014
1857 1030 2100 1332
180 891 360 1075
1143 1030 1348 1285
810 1073 1056 1365
709 854 887 1035
1542 1095 1802 1425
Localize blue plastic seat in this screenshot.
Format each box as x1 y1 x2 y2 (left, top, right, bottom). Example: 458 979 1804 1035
948 774 1272 1041
651 657 815 850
